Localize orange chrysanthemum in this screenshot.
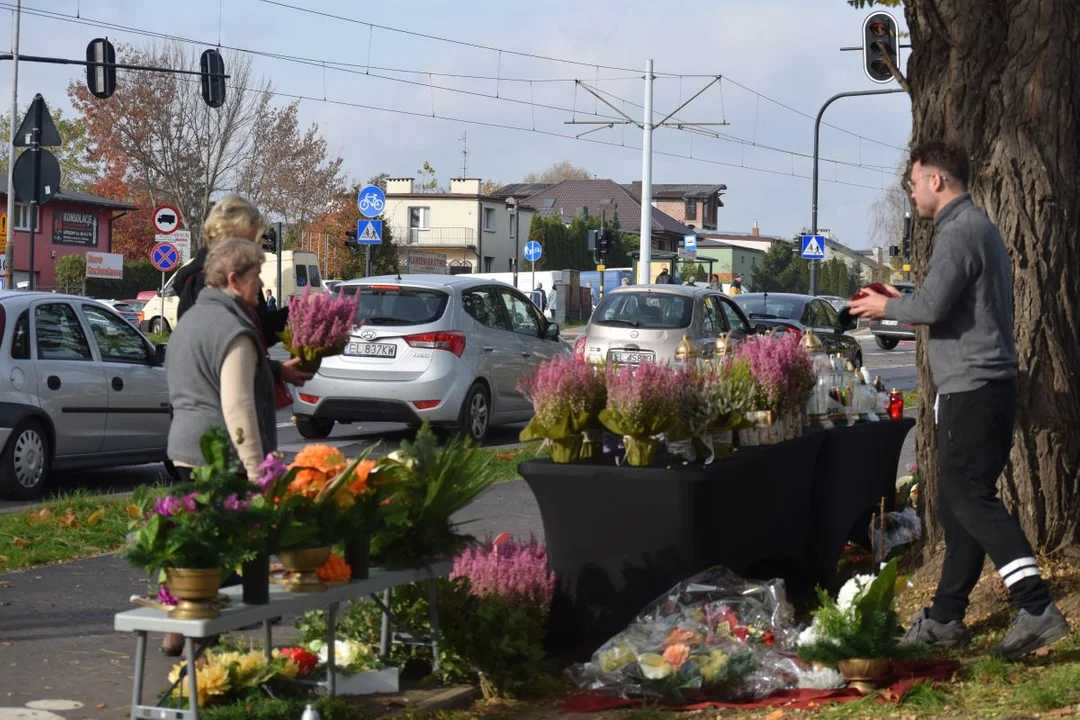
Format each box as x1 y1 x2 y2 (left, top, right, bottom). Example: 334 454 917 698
662 643 690 669
287 468 328 497
316 551 352 582
292 445 346 474
345 459 377 495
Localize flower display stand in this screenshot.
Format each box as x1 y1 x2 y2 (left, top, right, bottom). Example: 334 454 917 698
114 562 450 720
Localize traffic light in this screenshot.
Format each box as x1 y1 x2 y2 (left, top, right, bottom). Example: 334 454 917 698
86 38 116 99
262 226 279 253
862 11 899 84
200 49 227 108
889 245 900 258
587 229 598 252
344 228 359 249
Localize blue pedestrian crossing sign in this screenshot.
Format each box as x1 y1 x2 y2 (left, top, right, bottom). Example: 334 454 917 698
356 219 383 245
801 234 826 260
524 240 542 262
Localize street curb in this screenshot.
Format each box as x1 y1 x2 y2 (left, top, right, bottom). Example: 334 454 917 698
0 490 136 515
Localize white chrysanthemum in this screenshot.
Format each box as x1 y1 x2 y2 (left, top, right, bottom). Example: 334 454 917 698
836 573 875 612
797 622 821 646
895 474 914 490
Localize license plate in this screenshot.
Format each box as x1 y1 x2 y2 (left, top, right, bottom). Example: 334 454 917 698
610 350 655 365
881 320 898 326
345 342 397 358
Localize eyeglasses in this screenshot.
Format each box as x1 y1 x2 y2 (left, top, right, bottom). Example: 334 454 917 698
904 172 949 192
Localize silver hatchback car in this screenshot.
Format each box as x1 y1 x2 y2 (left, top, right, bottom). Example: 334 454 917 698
0 292 172 500
290 275 570 442
574 285 755 366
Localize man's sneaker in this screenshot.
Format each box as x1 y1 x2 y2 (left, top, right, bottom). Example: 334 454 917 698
900 608 969 648
991 605 1070 658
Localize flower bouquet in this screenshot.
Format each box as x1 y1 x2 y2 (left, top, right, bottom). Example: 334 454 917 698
736 333 815 445
163 647 312 709
599 362 680 467
518 356 607 463
700 357 756 461
797 558 925 691
277 287 360 373
570 566 802 702
126 428 261 618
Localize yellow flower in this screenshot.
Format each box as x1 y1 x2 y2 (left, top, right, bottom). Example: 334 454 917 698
272 649 300 679
332 488 356 511
167 661 231 706
126 503 141 519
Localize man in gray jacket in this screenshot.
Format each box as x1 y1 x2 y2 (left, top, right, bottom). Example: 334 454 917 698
851 140 1068 658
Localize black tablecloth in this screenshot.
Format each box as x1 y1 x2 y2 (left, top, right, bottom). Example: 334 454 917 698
806 418 915 580
521 431 826 649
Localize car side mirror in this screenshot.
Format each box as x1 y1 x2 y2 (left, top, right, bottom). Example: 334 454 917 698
153 343 167 366
545 322 560 340
837 306 858 331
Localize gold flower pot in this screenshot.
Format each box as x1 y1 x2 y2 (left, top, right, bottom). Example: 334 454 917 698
165 567 224 620
837 658 892 694
279 546 331 592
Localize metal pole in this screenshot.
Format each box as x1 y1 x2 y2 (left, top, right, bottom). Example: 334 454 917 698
638 58 654 285
365 244 372 278
811 87 905 295
4 0 19 290
275 221 283 303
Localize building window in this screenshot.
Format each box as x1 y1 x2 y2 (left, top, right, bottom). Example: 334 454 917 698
508 213 516 238
14 203 40 232
684 199 698 221
408 207 430 245
483 207 495 232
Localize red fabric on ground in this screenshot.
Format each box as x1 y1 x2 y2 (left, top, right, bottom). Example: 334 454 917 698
560 659 960 713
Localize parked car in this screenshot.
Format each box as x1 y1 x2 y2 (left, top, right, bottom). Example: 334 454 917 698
289 275 570 443
96 299 142 328
817 295 850 313
732 292 863 368
0 292 174 500
869 281 916 350
573 285 755 366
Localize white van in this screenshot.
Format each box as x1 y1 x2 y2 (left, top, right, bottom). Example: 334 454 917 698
143 250 324 334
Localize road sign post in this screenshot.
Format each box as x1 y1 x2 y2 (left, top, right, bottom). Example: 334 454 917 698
801 234 826 294
523 240 542 294
151 242 180 327
12 94 62 291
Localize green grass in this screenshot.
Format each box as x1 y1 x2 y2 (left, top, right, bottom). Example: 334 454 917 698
0 489 148 572
480 444 547 484
148 331 171 345
903 389 918 409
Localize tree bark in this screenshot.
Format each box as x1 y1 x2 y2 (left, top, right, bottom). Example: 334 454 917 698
905 0 1080 554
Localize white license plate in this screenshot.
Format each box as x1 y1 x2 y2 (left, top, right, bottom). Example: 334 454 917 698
345 342 397 358
610 350 655 365
881 320 898 326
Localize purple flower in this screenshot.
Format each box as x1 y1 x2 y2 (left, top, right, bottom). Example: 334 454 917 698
604 361 680 432
736 334 815 414
182 493 198 512
255 453 288 489
224 493 249 512
286 288 359 352
157 585 179 606
450 534 555 612
518 356 606 429
152 496 182 518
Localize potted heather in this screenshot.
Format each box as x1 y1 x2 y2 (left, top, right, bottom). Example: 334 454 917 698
701 356 756 460
519 356 607 463
599 362 680 467
278 287 360 373
736 333 816 445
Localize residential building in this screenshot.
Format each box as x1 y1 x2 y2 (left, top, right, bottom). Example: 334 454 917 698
498 179 692 253
0 178 138 289
384 177 534 274
698 222 783 254
693 237 766 287
624 183 727 231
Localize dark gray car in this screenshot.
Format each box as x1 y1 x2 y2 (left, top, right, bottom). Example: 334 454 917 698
732 292 864 367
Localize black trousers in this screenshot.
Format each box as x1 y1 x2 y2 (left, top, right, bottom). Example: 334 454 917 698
931 377 1050 621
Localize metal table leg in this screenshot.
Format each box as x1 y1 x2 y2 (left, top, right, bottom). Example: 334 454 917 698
427 579 441 672
184 637 200 720
378 588 392 657
326 603 338 697
263 620 273 663
130 632 147 720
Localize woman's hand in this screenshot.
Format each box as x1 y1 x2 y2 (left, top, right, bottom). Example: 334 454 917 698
281 357 315 386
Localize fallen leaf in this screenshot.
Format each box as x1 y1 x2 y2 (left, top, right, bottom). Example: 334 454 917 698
0 555 8 563
12 537 31 549
126 504 141 519
764 710 785 720
96 703 108 710
0 582 11 588
1 642 11 647
25 508 52 525
1035 646 1051 658
1046 705 1078 717
58 508 80 528
87 508 106 526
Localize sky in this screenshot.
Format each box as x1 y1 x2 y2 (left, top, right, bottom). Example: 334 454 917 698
0 0 913 249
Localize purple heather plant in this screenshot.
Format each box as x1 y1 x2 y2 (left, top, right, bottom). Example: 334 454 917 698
450 534 555 612
284 287 360 355
736 333 815 414
518 356 606 430
604 361 680 434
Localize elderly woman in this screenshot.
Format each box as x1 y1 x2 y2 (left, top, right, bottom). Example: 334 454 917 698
166 237 276 481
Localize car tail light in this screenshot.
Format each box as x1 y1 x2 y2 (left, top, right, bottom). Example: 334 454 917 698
298 393 319 404
412 400 441 409
573 336 586 359
404 331 466 357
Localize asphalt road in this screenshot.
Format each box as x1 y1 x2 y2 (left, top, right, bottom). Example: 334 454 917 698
0 336 918 512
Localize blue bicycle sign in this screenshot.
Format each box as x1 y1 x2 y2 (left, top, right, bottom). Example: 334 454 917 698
357 185 386 218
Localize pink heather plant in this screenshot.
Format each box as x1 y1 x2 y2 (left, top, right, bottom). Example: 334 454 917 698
603 361 680 435
518 356 606 431
736 333 815 414
281 287 360 364
450 534 555 613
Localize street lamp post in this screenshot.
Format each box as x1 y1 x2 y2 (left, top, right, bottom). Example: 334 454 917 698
506 197 519 288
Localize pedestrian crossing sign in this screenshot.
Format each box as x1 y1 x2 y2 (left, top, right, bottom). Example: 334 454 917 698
356 219 383 245
801 234 826 260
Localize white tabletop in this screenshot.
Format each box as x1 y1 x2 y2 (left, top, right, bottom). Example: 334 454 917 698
114 561 453 638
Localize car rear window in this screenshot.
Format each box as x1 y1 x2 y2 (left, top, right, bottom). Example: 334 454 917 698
733 297 802 321
308 265 322 288
593 292 693 329
343 285 450 326
296 264 309 287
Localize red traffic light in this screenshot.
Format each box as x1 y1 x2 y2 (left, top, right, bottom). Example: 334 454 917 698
869 21 889 36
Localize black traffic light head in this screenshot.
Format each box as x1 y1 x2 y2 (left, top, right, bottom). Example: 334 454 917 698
200 49 227 108
86 38 117 99
587 229 598 252
261 227 278 253
889 245 900 258
862 11 899 84
344 229 359 249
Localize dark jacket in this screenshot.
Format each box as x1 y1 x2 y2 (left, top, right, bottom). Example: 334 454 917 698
175 246 288 349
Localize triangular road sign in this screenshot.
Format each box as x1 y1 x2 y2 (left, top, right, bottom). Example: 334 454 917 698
14 95 62 148
359 221 381 242
804 238 822 256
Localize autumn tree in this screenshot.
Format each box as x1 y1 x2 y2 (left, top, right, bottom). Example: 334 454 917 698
0 107 96 192
524 159 593 184
850 0 1080 551
415 162 442 193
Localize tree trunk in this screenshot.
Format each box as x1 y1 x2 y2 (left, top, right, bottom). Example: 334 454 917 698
905 0 1080 554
